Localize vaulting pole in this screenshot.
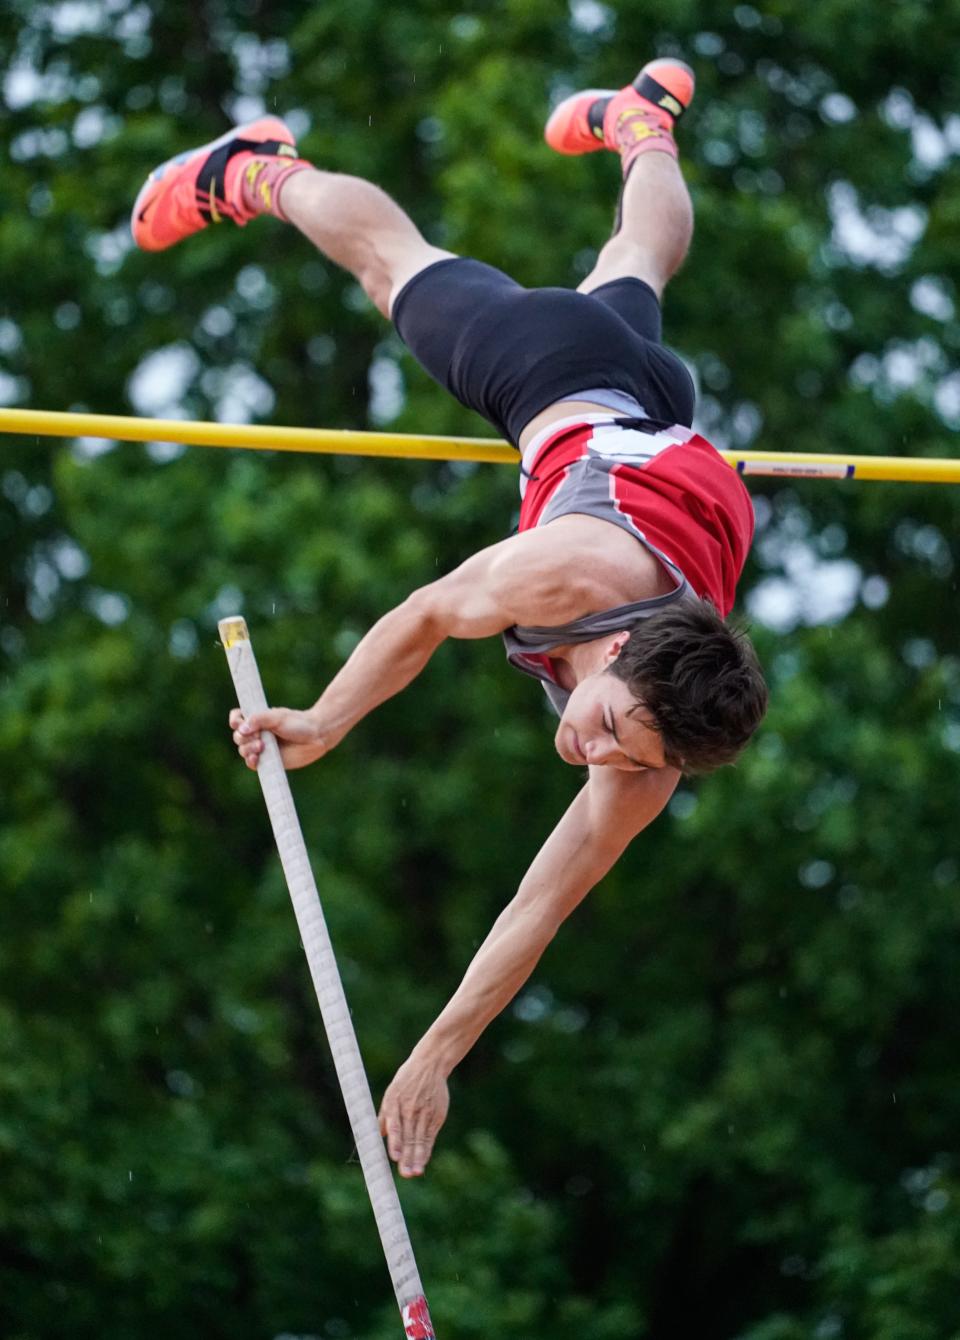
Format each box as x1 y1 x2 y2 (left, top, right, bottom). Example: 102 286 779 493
3 406 959 482
219 616 436 1340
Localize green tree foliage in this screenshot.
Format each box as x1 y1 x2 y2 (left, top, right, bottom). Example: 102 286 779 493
3 2 960 1336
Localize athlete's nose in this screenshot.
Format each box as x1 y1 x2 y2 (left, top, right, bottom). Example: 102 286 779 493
583 736 618 765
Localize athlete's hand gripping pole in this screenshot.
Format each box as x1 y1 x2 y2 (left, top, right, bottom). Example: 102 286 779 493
218 616 436 1340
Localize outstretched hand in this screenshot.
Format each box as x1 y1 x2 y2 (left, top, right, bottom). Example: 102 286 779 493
228 706 332 771
379 1053 450 1178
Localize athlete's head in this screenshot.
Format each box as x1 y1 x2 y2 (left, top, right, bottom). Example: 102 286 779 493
556 602 767 775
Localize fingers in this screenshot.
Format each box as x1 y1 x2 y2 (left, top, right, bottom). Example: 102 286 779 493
398 1123 435 1176
227 706 328 775
228 707 276 733
380 1109 403 1166
379 1099 440 1177
228 708 267 770
399 1130 435 1179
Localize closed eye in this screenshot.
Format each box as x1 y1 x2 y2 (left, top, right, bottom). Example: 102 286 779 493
608 708 652 770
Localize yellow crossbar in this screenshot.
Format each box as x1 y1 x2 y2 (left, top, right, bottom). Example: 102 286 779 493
1 406 958 483
0 407 515 464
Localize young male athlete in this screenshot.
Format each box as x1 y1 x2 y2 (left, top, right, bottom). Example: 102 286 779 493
132 58 767 1177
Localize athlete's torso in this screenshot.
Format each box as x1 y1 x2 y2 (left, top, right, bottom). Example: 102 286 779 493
503 415 756 714
517 414 753 614
529 511 680 606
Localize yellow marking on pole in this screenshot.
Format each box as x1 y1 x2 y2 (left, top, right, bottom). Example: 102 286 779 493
218 616 249 649
1 407 959 482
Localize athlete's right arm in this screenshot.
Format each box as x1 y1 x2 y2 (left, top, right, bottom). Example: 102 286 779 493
230 528 594 771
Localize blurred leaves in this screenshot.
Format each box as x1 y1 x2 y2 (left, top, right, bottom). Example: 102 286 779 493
3 0 960 1337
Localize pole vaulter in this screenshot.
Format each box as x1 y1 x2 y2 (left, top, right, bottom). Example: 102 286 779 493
6 46 943 1337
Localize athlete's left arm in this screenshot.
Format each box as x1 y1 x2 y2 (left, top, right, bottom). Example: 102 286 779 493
377 763 680 1176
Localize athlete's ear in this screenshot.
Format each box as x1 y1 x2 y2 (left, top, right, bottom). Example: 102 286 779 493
603 630 631 664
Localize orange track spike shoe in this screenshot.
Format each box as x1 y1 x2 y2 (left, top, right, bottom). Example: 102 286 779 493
627 58 695 127
544 86 618 155
544 58 695 156
131 116 301 252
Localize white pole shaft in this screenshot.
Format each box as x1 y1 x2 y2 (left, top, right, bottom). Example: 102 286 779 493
218 617 436 1340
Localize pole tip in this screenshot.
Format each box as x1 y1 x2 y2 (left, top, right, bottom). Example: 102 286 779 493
218 616 249 649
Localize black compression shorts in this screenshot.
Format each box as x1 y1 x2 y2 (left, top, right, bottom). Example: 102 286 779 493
391 256 695 446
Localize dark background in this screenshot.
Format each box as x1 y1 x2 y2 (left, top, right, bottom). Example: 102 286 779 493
3 2 960 1336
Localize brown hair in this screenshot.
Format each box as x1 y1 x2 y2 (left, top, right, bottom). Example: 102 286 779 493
608 601 767 775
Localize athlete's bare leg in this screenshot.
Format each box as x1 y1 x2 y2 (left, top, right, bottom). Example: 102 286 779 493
131 117 453 305
278 169 454 319
579 150 693 299
517 149 694 449
276 105 690 315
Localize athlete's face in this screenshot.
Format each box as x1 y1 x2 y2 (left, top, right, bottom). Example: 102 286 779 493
556 669 667 772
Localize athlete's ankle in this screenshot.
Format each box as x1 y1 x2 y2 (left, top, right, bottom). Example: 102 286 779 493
600 93 681 169
232 155 311 222
619 129 679 177
566 90 678 168
605 98 679 176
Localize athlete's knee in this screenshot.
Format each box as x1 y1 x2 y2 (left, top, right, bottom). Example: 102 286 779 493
356 263 393 318
386 246 457 317
356 240 430 318
580 238 666 297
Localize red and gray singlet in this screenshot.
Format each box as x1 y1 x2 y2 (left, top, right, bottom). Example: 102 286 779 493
501 415 756 716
